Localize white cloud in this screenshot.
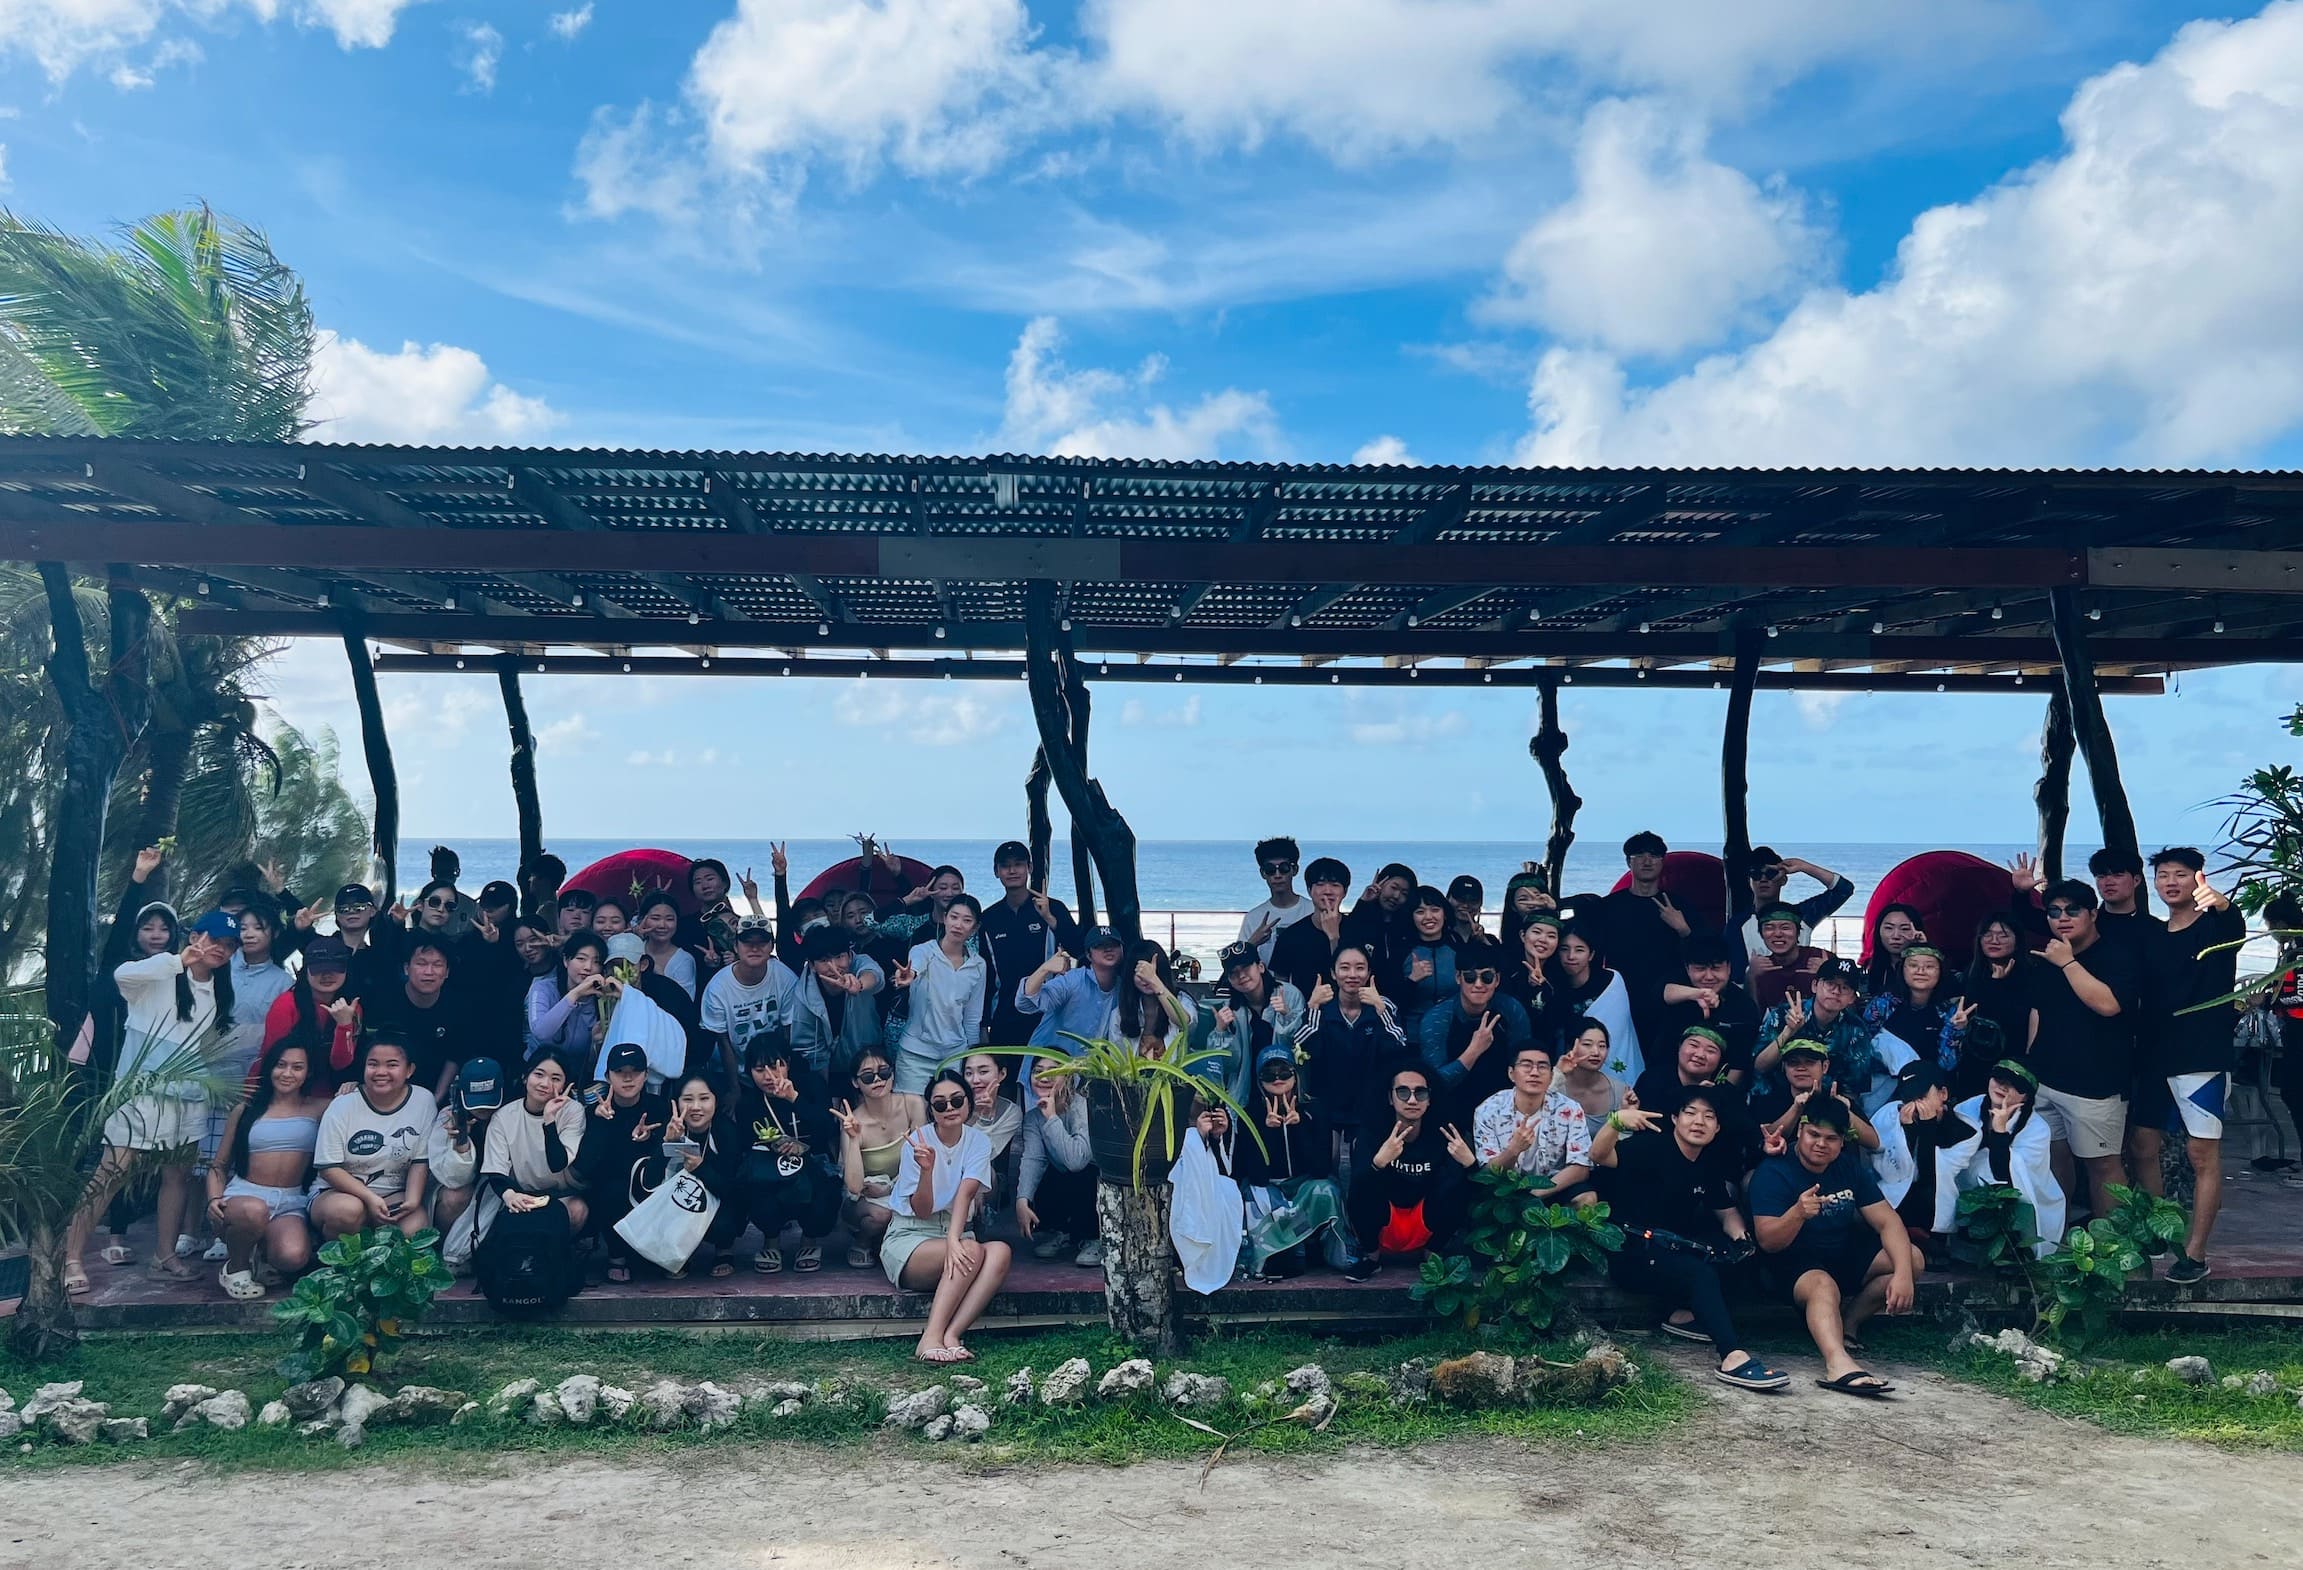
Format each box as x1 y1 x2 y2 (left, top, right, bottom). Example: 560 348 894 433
548 3 592 40
998 316 1277 460
1479 98 1825 358
624 746 722 768
572 102 712 223
454 20 501 93
1520 2 2303 468
1119 694 1202 728
384 685 487 742
833 680 1018 746
1794 690 1855 731
1350 435 1416 466
307 329 563 445
534 712 597 749
687 0 1055 191
0 1 420 83
1348 710 1468 746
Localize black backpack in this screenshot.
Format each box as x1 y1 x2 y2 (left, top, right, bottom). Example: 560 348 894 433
475 1196 581 1317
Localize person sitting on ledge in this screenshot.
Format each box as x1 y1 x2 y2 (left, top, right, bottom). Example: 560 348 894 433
1590 1086 1787 1392
1472 1041 1593 1201
632 1071 750 1279
874 1067 1012 1364
206 1040 330 1299
733 1037 841 1274
834 1046 926 1269
1342 1064 1475 1282
1015 1054 1099 1268
1751 1095 1924 1398
311 1033 437 1242
482 1054 591 1237
1233 1045 1350 1279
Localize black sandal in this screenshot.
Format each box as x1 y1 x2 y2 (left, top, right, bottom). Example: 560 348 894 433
1816 1369 1896 1398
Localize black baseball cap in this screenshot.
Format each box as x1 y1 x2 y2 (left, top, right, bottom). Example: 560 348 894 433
456 1057 504 1112
334 883 376 909
994 840 1031 866
1815 956 1864 990
604 1042 648 1075
478 879 519 908
1894 1061 1946 1104
302 934 352 972
557 887 598 910
801 924 854 962
1085 925 1123 951
1446 874 1483 903
1218 939 1260 974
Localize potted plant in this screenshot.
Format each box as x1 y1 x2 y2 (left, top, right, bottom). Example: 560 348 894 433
977 1033 1258 1351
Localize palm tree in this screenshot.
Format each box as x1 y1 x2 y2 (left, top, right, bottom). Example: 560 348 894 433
0 206 366 1353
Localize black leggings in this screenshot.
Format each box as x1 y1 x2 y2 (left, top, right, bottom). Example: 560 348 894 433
746 1172 842 1240
1610 1242 1741 1361
1029 1162 1098 1239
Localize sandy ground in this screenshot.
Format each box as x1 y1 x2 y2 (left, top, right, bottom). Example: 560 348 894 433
2 1347 2296 1570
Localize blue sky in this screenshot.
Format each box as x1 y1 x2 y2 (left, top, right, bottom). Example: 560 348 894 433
6 1 2300 848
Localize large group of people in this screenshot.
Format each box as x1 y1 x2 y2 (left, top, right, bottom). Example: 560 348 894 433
57 825 2289 1380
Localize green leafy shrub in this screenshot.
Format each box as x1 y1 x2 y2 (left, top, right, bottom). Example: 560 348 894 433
1411 1167 1622 1332
1948 1183 2039 1273
273 1225 446 1381
2036 1184 2190 1343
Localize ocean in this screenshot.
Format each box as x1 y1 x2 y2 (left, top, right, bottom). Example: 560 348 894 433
400 837 2109 964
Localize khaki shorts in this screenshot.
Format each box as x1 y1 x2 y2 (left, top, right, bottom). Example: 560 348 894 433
2036 1084 2128 1160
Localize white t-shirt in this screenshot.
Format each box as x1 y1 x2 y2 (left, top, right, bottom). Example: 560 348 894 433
113 951 219 1083
1239 897 1314 964
315 1085 438 1197
881 1123 994 1217
700 961 794 1054
654 947 700 1000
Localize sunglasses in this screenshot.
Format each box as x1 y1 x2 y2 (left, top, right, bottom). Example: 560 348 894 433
2044 904 2087 918
929 1094 969 1112
1754 866 1786 881
1260 1070 1297 1084
1460 968 1500 984
1260 860 1298 875
420 897 456 911
336 901 374 914
855 1067 893 1084
1391 1085 1432 1102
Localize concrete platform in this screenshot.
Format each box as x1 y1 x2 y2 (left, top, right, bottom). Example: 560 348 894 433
30 1164 2303 1339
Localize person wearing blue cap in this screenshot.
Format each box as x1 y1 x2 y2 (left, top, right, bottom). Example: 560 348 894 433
65 908 240 1290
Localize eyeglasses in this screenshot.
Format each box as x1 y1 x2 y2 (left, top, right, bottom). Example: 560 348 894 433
2044 904 2087 918
1260 860 1298 875
929 1094 969 1112
855 1067 893 1084
1391 1085 1432 1102
1460 968 1500 984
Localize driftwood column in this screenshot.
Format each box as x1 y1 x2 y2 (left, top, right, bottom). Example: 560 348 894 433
339 620 401 906
1024 745 1053 889
1529 673 1581 893
1024 580 1136 944
2047 588 2140 865
497 660 546 883
2033 685 2076 882
1721 630 1763 905
40 567 152 1048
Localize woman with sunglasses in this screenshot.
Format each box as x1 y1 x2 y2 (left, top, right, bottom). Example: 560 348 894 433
1234 1046 1350 1279
411 878 465 941
873 1067 1011 1362
833 1047 926 1268
1341 1064 1475 1282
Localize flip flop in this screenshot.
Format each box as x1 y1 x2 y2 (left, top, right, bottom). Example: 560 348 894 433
709 1255 735 1279
145 1255 196 1282
99 1243 134 1267
915 1346 967 1365
1817 1370 1896 1398
64 1265 92 1296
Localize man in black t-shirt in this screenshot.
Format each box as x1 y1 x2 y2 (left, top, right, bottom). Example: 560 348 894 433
358 936 476 1101
2024 880 2141 1221
1751 1096 1922 1396
979 840 1081 1047
1597 831 1688 1048
2135 848 2248 1283
1658 933 1758 1080
1341 1064 1476 1281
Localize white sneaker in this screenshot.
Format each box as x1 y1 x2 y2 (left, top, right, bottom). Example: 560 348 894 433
1031 1230 1071 1261
202 1238 229 1262
1074 1238 1105 1267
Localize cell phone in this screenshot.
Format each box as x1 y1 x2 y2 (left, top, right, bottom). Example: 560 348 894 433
661 1137 700 1162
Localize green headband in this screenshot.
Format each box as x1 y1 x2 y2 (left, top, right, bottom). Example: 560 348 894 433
1757 904 1803 926
1991 1058 2038 1091
1901 944 1945 965
1525 912 1563 931
1680 1025 1727 1052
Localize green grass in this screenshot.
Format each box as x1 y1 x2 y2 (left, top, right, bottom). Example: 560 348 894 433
1864 1319 2303 1450
0 1321 1696 1473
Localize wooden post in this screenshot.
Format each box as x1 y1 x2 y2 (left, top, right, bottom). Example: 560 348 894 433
497 660 545 882
2034 685 2075 883
1024 581 1135 944
1721 629 1762 914
2047 587 2140 866
1528 673 1581 893
1063 659 1099 932
39 567 152 1050
1025 745 1053 890
340 620 400 906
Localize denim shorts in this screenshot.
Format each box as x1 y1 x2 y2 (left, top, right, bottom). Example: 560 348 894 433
222 1176 312 1222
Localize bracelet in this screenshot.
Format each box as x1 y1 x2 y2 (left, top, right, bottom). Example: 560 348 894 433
1605 1111 1626 1133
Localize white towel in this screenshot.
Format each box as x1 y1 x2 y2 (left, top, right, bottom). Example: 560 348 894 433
596 982 688 1083
1167 1128 1244 1294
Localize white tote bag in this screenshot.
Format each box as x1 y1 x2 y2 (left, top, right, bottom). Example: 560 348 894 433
613 1168 720 1273
1167 1128 1244 1294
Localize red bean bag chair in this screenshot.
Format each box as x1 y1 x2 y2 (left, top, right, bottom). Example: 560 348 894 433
1860 851 2011 969
798 854 939 908
1608 850 1728 935
564 848 698 913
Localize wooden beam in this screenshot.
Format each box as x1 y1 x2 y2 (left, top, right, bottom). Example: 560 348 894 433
2048 587 2140 864
300 460 590 610
368 650 2166 695
2035 685 2075 883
